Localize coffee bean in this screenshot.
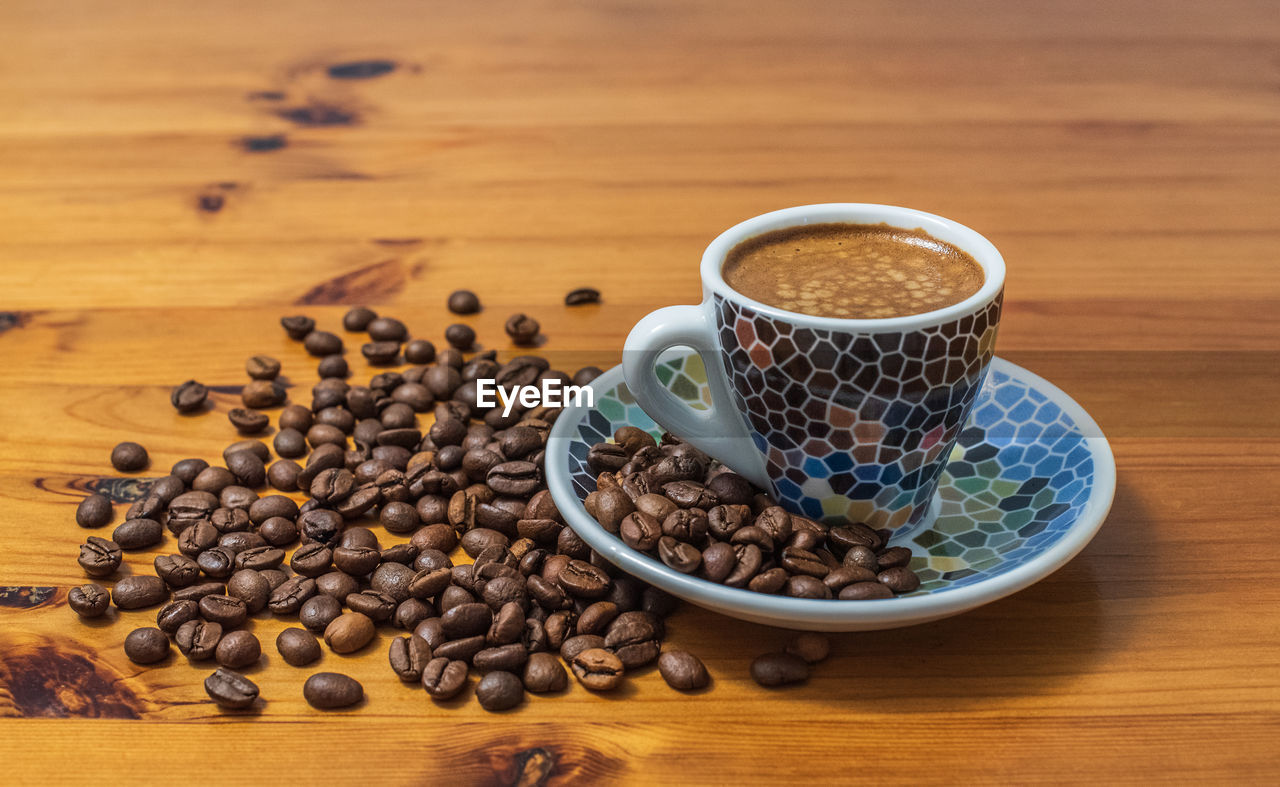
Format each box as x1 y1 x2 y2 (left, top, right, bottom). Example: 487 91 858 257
324 612 376 654
564 287 600 306
657 536 701 574
784 633 831 664
750 652 809 687
303 672 363 709
276 627 322 666
475 670 524 711
303 330 343 357
112 575 167 609
111 517 163 550
441 603 492 639
556 559 611 599
241 379 286 409
388 635 432 681
572 366 603 386
156 599 200 634
362 341 401 365
175 619 223 660
68 583 111 618
877 566 921 593
110 441 148 472
171 380 209 413
280 314 316 339
474 643 529 673
877 546 913 570
446 290 480 314
444 323 475 350
422 657 469 699
658 650 709 690
347 590 398 623
74 494 113 529
343 306 377 332
560 634 605 662
298 593 343 633
226 569 271 614
365 316 407 342
216 630 261 669
571 648 624 691
317 354 349 378
503 313 539 346
828 523 882 552
747 567 788 594
839 579 894 601
587 442 628 474
172 582 227 602
199 594 248 628
268 576 317 614
245 355 281 380
205 667 259 710
228 408 269 435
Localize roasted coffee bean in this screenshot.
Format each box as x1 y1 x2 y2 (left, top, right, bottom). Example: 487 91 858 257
298 509 343 545
110 441 148 472
434 634 485 663
657 536 701 574
634 493 677 521
447 289 481 314
784 575 830 599
112 575 168 609
780 546 830 578
268 460 302 492
304 330 343 357
171 457 210 485
227 407 269 435
317 354 349 378
281 314 316 339
747 567 788 594
172 581 227 602
364 316 406 342
785 633 831 664
877 546 913 570
459 528 509 558
475 670 524 711
707 504 750 540
156 599 200 634
699 542 737 583
304 672 364 709
619 512 662 551
572 366 603 386
362 341 401 365
175 619 223 660
276 627 323 666
441 603 492 639
260 569 288 591
225 452 266 489
557 559 610 599
503 313 540 345
268 576 317 614
271 427 306 458
662 481 717 510
171 380 209 413
706 472 753 506
658 650 710 690
822 566 877 592
192 466 236 495
443 323 476 350
332 545 381 576
486 601 526 646
370 562 416 602
342 306 377 332
316 570 360 603
393 598 433 631
564 287 600 306
828 522 882 553
242 379 286 409
523 651 568 693
388 635 432 681
560 634 605 662
298 594 343 633
377 500 419 534
216 630 261 669
662 509 708 543
226 569 271 613
571 648 624 691
751 652 809 686
347 590 398 623
422 657 469 699
723 544 763 588
843 544 880 573
76 494 113 529
877 566 921 593
402 338 436 365
109 517 161 551
485 461 539 497
474 643 529 673
205 667 259 710
291 543 333 578
197 546 236 579
641 586 679 618
68 583 111 618
244 354 281 380
587 442 628 474
199 594 248 628
325 612 376 654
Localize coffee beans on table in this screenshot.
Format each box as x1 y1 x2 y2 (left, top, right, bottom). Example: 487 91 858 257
303 672 363 709
750 652 809 687
68 305 881 714
564 287 600 306
503 314 539 345
446 290 480 314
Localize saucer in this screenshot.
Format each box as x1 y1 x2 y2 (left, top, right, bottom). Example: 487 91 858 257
546 351 1115 631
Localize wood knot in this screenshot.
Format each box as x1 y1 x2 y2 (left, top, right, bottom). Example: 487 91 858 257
0 634 145 718
327 60 397 80
239 134 288 153
0 587 57 609
0 311 32 334
277 102 359 127
511 748 557 787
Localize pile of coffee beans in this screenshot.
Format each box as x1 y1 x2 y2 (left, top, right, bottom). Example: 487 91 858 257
67 297 753 712
583 430 922 599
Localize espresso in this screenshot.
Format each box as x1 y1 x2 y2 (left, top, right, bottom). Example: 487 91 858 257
722 222 984 319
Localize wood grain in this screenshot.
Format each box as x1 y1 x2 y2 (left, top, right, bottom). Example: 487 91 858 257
1 0 1278 784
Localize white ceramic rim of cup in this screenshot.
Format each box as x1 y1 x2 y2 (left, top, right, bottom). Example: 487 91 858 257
546 357 1115 629
701 203 1006 331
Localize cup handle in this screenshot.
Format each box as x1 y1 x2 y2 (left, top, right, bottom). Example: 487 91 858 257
622 304 771 489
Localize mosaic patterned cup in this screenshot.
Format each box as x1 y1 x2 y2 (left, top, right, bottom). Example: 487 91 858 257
623 204 1006 533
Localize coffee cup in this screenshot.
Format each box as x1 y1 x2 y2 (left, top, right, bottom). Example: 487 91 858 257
623 203 1005 532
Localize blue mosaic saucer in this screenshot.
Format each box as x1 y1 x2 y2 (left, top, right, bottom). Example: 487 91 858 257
546 352 1115 631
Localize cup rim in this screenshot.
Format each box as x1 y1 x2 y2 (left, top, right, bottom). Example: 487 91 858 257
701 203 1006 331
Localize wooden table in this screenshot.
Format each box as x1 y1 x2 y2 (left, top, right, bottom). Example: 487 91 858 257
1 1 1276 783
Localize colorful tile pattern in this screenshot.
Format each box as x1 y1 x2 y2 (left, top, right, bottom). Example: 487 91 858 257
562 353 1095 595
711 292 1003 530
